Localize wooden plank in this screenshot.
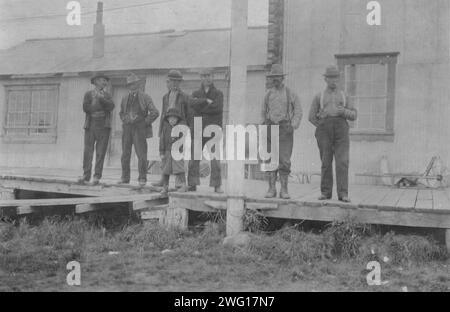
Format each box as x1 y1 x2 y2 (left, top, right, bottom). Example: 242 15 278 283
432 190 450 212
263 203 450 229
446 229 450 253
377 188 405 210
204 200 227 210
76 204 100 214
245 202 278 211
16 205 35 215
359 187 392 209
396 189 418 209
132 198 168 211
415 190 433 211
0 193 165 208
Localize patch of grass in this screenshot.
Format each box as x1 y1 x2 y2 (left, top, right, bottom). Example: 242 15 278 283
243 210 269 234
324 218 372 259
361 232 448 265
249 227 333 265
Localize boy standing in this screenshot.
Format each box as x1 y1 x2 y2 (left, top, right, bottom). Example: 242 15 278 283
159 108 189 195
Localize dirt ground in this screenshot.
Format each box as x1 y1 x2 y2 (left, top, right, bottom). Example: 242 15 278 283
0 216 449 292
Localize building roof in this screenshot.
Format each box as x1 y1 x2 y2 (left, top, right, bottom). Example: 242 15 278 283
0 27 268 76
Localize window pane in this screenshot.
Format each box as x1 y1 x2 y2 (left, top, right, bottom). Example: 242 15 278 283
356 81 371 97
357 114 371 129
356 64 372 82
6 86 57 138
371 99 387 115
371 114 386 130
372 81 387 96
371 63 387 83
357 98 371 114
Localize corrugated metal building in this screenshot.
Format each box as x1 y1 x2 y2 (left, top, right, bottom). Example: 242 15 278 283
276 0 450 182
0 26 268 170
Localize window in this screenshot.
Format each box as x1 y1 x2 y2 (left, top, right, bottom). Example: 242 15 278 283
336 53 399 142
4 84 58 143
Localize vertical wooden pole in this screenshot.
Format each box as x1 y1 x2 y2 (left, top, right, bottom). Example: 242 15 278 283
445 229 450 254
226 0 248 236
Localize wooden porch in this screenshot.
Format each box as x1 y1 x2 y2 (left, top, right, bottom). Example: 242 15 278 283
1 167 450 250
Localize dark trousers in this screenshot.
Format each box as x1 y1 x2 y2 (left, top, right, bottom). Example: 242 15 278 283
315 117 350 198
266 120 294 176
188 134 222 187
83 126 110 180
121 121 148 182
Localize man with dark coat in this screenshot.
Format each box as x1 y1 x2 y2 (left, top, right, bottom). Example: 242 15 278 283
187 68 224 193
309 66 357 203
78 72 115 185
118 73 159 187
152 70 203 188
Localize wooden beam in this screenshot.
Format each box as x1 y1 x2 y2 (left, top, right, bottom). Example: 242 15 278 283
76 204 101 214
226 0 248 236
0 193 165 208
204 200 227 210
16 205 35 215
132 198 168 211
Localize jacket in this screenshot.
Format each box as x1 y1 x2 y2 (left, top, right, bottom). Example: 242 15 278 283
159 118 187 175
159 89 192 137
83 90 115 129
191 83 224 128
261 86 303 129
120 91 160 138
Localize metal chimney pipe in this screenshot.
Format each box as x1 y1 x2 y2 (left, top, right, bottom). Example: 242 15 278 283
93 2 105 58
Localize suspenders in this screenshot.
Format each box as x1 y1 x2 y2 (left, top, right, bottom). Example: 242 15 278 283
319 90 346 110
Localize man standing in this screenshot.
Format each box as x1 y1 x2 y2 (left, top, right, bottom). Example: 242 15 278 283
188 69 224 193
152 70 192 188
78 72 115 185
262 64 303 199
309 66 357 203
118 73 159 187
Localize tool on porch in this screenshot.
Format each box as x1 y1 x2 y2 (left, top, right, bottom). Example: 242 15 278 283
357 155 450 189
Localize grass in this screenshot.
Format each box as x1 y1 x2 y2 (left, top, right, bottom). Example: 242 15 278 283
0 215 448 292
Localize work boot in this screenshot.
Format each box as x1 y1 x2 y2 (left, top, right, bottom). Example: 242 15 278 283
318 194 331 201
187 185 197 192
339 196 351 203
77 176 89 185
92 177 100 186
279 174 291 200
264 171 277 198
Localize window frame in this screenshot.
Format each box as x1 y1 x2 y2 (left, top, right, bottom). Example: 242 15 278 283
2 83 59 144
336 52 399 142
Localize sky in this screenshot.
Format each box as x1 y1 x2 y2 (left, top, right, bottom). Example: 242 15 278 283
0 0 268 49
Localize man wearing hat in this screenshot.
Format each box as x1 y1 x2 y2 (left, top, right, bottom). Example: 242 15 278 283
118 73 160 187
78 72 115 185
153 69 199 188
309 65 357 203
261 64 303 199
187 68 224 193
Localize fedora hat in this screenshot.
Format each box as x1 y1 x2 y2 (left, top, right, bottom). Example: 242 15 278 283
324 66 340 77
266 64 286 77
126 73 142 85
165 108 183 121
91 72 110 85
167 69 183 81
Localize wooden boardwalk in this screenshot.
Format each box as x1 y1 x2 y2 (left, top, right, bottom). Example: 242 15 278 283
1 167 450 250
